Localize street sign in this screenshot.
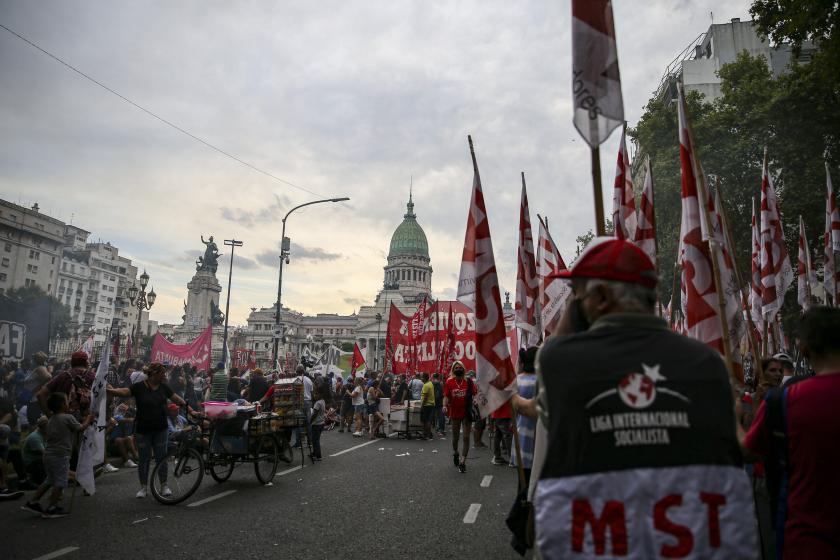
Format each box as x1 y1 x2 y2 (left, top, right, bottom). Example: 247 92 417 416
273 325 284 339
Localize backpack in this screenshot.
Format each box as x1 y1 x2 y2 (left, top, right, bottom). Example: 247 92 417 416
67 372 92 416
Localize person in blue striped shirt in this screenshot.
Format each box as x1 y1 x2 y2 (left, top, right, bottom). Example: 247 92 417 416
511 346 539 487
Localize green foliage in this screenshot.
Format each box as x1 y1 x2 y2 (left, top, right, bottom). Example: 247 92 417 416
340 341 355 353
5 284 73 338
630 51 840 327
750 0 840 70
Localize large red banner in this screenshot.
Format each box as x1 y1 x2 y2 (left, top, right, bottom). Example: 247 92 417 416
150 326 212 370
385 301 517 376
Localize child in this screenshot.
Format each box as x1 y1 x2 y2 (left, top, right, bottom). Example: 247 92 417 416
22 392 94 518
309 389 325 461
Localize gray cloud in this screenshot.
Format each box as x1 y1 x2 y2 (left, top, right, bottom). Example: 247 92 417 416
255 241 340 268
343 297 366 306
220 193 291 227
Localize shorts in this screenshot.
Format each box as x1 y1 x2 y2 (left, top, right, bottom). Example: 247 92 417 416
340 401 352 417
353 404 366 414
420 406 435 423
44 454 71 489
367 404 379 415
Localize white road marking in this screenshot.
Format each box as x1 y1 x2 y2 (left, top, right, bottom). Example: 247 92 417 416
32 547 80 560
274 465 302 478
131 518 149 524
329 439 377 457
480 475 493 488
463 503 482 524
186 489 237 507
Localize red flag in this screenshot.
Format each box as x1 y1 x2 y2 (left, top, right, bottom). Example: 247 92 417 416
111 328 120 362
350 342 366 376
456 136 517 415
759 150 794 318
825 163 840 305
537 217 571 337
634 155 657 266
571 0 624 147
612 127 637 240
514 173 539 346
676 84 726 357
798 215 817 311
749 198 763 331
125 334 133 359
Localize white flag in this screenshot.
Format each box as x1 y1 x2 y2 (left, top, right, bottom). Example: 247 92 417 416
76 333 111 495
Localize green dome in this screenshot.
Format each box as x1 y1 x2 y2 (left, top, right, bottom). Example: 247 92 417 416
388 195 429 258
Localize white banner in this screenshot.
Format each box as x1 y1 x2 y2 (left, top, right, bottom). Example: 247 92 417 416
76 333 111 494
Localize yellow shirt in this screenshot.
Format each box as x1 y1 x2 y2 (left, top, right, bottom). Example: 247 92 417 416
421 381 435 407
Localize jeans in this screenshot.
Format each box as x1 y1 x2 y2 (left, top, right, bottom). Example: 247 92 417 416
492 418 512 460
311 424 323 459
136 429 168 487
435 406 446 433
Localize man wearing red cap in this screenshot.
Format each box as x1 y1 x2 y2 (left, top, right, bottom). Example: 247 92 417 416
533 238 757 558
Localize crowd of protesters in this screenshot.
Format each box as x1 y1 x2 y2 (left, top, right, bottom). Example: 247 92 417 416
3 240 837 559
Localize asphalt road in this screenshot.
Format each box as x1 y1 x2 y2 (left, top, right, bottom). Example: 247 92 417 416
1 428 530 560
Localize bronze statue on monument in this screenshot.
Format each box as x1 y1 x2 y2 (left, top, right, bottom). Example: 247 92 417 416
196 235 220 273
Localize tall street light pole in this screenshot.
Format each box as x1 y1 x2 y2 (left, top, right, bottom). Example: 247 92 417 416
127 269 156 358
273 197 350 370
374 312 382 372
222 238 243 366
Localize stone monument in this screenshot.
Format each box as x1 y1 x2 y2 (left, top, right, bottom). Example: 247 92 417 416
177 236 223 341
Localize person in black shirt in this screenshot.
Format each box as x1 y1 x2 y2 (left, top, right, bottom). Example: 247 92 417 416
107 363 191 499
245 368 270 403
393 375 408 405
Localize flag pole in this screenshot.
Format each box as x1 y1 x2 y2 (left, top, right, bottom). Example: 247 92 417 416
669 259 680 330
591 147 606 236
714 179 764 384
697 178 737 382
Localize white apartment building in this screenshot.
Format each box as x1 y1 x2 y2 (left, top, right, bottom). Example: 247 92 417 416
0 201 64 295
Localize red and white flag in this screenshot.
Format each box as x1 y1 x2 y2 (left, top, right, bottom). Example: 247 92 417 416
571 0 624 147
537 217 571 337
634 154 657 266
676 84 726 358
825 163 840 305
456 136 517 416
749 198 763 331
798 215 817 311
612 127 637 240
759 150 794 319
350 342 366 376
515 173 540 346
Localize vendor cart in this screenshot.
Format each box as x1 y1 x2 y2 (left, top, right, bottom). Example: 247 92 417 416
149 403 292 505
271 378 314 467
390 399 424 439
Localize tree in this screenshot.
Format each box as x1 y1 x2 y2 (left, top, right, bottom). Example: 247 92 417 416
630 51 839 332
5 285 73 338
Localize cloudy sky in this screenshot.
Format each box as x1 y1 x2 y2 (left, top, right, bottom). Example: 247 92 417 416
0 1 752 326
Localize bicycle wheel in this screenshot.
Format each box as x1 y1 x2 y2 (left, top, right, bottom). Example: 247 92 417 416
150 448 204 505
253 434 279 484
209 453 235 483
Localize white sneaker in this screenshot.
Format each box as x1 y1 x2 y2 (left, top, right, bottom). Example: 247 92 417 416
352 431 362 437
124 459 138 468
104 463 119 473
161 485 172 497
135 487 147 498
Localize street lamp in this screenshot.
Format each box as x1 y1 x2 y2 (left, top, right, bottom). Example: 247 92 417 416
272 197 350 369
374 312 383 372
128 269 155 358
221 238 244 365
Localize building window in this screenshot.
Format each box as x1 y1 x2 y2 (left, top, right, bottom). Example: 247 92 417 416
0 273 6 282
3 243 10 252
1 258 8 267
25 278 35 287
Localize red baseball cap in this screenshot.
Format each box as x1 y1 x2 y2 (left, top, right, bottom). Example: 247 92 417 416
550 237 657 288
71 351 89 362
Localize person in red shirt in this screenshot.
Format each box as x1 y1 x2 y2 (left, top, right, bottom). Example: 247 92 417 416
443 361 476 473
742 307 840 558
